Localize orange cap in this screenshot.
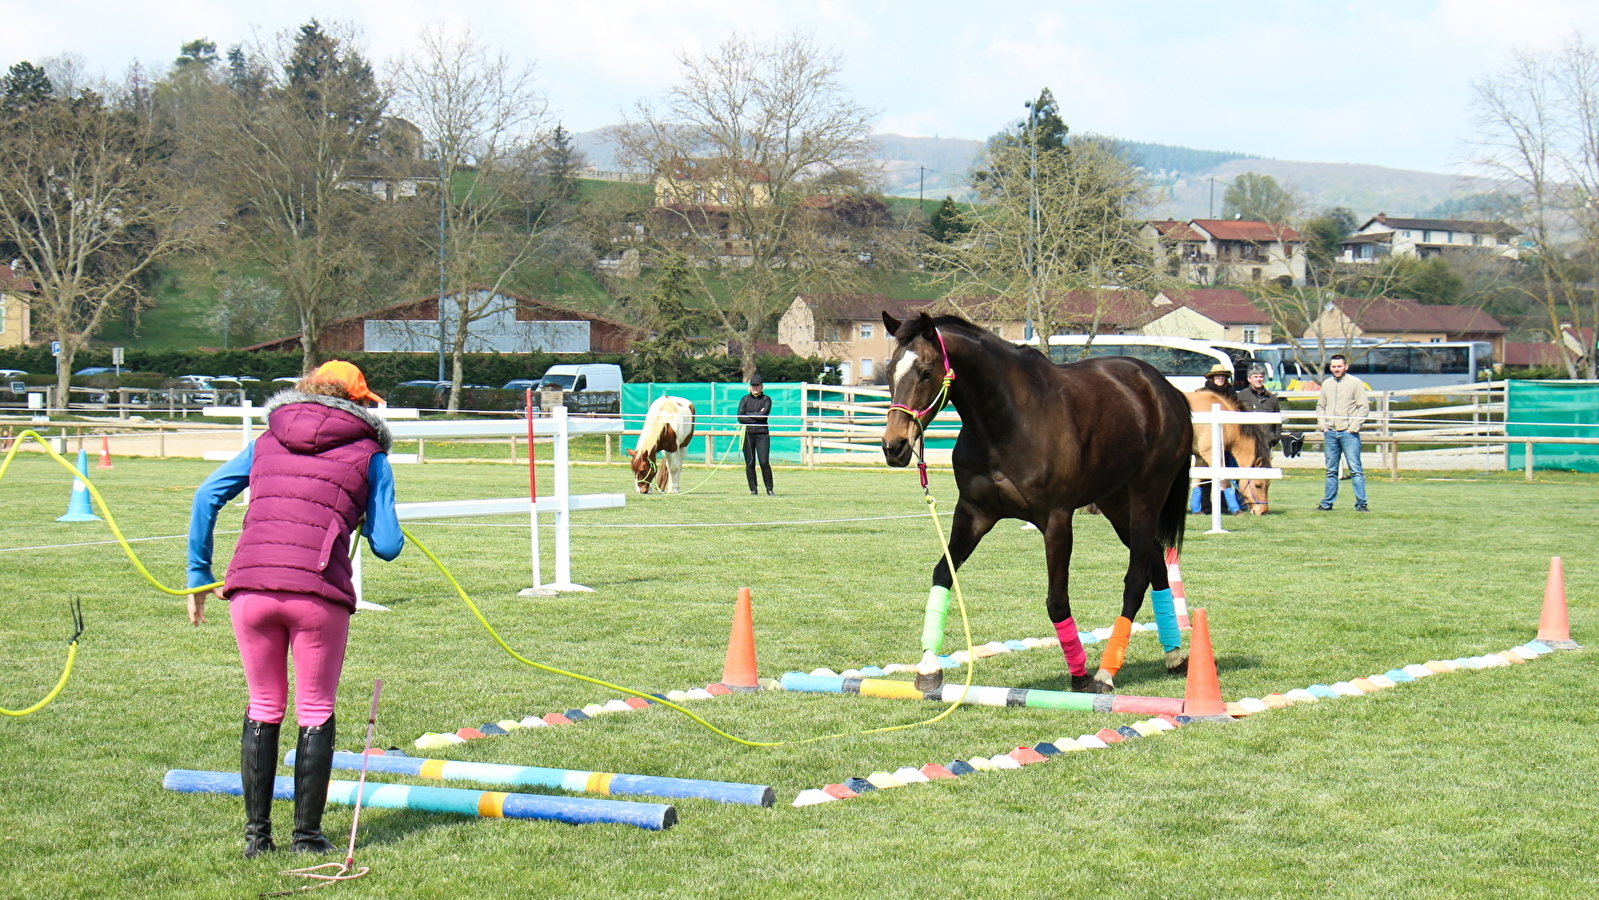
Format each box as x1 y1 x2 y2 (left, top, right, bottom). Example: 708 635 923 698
311 360 383 404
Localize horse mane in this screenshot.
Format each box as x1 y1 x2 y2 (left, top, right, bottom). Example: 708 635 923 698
894 314 1049 366
637 398 675 454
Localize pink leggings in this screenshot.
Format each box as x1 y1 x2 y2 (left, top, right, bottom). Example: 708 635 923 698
230 589 351 727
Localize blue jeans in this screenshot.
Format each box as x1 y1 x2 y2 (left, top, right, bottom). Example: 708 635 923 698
1321 430 1367 508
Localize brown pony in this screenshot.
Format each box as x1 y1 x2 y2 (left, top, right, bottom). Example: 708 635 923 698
626 396 696 494
882 312 1193 694
1185 389 1275 514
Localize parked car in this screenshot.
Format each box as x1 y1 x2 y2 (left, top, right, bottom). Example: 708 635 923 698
397 379 446 390
502 378 539 391
271 376 299 384
0 369 26 380
75 366 114 376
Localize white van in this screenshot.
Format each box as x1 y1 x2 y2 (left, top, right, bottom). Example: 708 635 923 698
538 363 623 394
533 363 623 414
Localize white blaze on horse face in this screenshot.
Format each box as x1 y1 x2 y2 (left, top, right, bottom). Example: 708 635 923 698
892 349 919 397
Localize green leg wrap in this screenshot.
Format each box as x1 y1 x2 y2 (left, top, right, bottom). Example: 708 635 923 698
921 585 952 653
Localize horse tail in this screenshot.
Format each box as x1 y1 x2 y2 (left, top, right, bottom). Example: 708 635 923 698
1158 464 1188 554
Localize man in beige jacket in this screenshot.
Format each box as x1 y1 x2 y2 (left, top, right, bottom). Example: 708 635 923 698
1316 353 1370 512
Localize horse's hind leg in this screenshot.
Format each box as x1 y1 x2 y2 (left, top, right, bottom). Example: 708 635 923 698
915 501 996 691
1091 489 1185 689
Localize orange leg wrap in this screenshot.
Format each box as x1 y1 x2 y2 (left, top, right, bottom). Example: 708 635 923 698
1098 616 1134 675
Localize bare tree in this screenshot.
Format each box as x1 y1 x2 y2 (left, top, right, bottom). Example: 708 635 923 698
616 32 886 380
390 24 560 410
200 21 419 372
0 86 205 404
1470 34 1599 378
928 129 1165 343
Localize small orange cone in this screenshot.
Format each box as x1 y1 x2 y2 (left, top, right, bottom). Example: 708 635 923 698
1535 557 1582 650
1181 607 1232 722
97 434 114 469
720 587 760 691
1164 547 1190 630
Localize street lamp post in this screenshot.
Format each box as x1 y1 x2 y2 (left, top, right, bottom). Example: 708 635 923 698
437 151 448 383
1023 100 1040 343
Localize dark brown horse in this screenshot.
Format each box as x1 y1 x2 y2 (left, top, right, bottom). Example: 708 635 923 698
881 313 1193 693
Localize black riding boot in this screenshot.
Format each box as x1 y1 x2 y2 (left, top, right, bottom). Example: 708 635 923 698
290 714 337 854
241 716 281 859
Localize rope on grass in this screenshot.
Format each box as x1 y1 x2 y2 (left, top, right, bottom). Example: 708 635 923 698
1 599 84 717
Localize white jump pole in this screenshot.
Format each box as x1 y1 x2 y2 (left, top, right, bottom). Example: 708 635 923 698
1207 403 1228 535
519 390 556 598
545 405 592 593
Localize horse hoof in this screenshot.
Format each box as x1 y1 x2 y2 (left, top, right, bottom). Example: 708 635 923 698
1071 674 1113 694
1165 649 1189 675
914 670 944 693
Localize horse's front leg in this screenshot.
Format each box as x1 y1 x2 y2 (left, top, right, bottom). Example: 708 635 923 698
915 500 996 692
664 450 683 493
1040 507 1104 693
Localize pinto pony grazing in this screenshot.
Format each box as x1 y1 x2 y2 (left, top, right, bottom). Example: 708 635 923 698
880 312 1193 694
627 396 696 494
1185 390 1276 514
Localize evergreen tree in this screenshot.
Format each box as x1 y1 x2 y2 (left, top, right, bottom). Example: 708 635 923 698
630 255 704 383
1026 87 1068 152
535 123 584 212
929 196 968 243
226 44 267 101
175 39 219 71
284 19 382 140
1 62 54 115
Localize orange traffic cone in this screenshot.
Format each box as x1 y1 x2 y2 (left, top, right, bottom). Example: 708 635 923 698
97 434 114 469
720 587 759 691
1181 607 1232 722
1535 557 1582 650
1164 547 1191 630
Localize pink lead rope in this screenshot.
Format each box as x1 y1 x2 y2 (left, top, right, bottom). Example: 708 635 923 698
265 679 382 895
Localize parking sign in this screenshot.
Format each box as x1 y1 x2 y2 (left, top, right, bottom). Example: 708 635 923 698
51 340 61 357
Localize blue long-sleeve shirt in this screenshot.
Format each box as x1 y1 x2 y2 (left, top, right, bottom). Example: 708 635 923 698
186 444 403 590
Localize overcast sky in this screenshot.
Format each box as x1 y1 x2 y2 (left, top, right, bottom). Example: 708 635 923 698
10 0 1599 175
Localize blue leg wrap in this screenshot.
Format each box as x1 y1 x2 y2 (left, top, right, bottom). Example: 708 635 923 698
1189 485 1204 514
1222 486 1241 514
1150 588 1180 652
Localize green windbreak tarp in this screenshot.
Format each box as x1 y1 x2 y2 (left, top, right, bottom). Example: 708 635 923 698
1506 380 1599 472
622 383 804 462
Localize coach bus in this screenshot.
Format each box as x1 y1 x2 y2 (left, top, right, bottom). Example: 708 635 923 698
1041 334 1248 392
1261 340 1496 391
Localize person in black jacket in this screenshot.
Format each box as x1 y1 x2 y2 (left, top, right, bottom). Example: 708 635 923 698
737 375 774 495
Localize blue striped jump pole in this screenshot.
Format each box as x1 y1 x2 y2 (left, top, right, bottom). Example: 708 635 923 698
289 750 774 807
162 769 675 831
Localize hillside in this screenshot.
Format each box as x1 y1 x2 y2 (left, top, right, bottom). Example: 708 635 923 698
575 126 1494 222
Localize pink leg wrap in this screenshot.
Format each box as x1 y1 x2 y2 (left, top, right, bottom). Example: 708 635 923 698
1054 618 1087 677
231 589 352 727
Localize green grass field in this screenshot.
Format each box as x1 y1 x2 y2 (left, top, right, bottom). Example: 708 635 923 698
1 456 1596 899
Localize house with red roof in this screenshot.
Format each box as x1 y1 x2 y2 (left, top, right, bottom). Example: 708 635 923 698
1144 219 1305 286
1303 297 1508 358
0 264 35 348
1145 289 1274 343
1339 214 1521 264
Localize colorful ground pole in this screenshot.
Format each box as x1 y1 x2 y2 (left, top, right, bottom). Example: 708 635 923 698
290 750 774 807
162 769 675 830
779 672 1184 716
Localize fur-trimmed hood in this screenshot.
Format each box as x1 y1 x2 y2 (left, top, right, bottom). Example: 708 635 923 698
263 389 393 453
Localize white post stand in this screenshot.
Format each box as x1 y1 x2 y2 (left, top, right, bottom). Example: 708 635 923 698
1189 406 1285 537
519 394 555 598
544 406 590 592
1207 403 1227 535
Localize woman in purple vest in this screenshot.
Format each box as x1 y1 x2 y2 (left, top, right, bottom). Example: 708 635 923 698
186 360 403 858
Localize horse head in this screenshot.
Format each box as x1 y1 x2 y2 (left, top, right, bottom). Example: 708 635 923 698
626 447 658 494
881 311 953 468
